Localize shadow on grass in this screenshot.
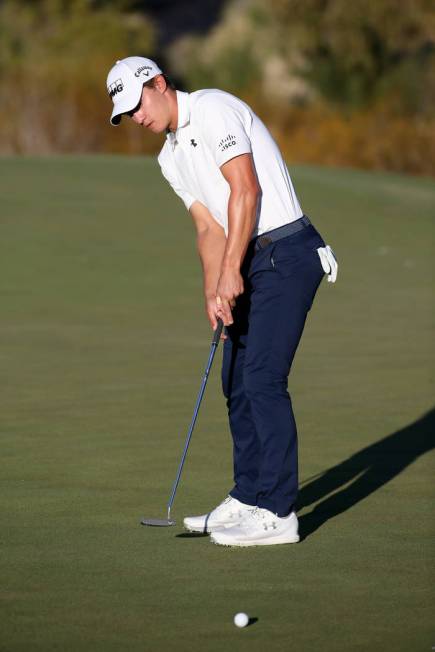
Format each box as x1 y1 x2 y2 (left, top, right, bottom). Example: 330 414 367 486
297 407 434 540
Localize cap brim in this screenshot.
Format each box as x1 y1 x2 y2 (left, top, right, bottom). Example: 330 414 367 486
109 87 142 126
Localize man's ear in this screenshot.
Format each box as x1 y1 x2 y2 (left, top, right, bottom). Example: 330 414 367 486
154 74 167 94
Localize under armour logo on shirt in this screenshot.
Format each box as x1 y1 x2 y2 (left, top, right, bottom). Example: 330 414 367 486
190 139 198 147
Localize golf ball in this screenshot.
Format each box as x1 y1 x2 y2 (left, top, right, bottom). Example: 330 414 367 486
234 612 249 628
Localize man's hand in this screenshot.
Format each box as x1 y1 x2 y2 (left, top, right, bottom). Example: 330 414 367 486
205 295 228 339
216 267 244 326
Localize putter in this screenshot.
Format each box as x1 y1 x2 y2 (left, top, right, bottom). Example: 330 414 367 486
141 318 224 527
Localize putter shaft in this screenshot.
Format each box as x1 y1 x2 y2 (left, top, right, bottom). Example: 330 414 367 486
166 319 224 515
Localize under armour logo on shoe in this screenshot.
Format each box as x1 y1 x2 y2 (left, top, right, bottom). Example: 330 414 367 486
263 522 277 531
190 139 198 147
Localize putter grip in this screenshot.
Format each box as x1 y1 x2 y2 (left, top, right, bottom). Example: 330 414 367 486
212 318 224 345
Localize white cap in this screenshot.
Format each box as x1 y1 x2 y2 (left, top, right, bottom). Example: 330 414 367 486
106 56 163 125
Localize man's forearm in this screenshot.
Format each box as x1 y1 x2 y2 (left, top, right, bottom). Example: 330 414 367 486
197 227 227 298
222 188 258 271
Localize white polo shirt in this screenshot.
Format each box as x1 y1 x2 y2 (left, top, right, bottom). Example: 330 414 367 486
158 89 303 237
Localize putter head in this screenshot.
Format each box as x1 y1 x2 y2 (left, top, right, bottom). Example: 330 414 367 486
141 505 175 527
140 518 176 527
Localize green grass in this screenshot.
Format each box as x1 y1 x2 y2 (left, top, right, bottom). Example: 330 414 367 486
1 156 434 652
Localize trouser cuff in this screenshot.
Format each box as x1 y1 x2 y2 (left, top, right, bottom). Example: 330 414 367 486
257 497 294 518
229 488 256 508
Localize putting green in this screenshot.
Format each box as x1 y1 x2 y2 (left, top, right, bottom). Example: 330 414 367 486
1 156 434 651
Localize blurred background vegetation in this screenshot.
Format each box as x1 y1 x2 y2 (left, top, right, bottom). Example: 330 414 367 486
0 0 434 175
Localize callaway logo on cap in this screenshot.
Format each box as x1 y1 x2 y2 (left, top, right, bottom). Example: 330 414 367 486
106 56 162 125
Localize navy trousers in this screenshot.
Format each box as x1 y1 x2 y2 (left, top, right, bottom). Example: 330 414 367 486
221 221 326 517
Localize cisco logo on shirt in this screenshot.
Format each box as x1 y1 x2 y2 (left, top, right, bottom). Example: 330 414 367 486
108 79 124 97
219 134 237 152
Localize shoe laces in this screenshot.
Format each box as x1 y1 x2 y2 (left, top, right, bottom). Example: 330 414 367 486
245 507 279 531
214 495 236 516
250 507 270 520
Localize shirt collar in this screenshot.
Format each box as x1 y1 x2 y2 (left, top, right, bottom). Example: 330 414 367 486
166 90 190 150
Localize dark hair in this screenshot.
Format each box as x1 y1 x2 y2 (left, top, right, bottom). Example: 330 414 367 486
144 73 176 91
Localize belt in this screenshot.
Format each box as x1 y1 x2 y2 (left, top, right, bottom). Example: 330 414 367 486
254 215 312 251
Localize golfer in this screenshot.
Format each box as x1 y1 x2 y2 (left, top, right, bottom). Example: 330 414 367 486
106 56 337 546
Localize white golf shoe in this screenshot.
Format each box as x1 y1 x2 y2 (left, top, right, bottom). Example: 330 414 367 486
183 496 253 533
210 506 300 547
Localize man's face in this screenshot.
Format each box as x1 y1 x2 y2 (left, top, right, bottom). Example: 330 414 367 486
127 81 171 133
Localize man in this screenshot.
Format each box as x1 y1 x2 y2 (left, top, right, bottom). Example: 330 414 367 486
106 56 337 547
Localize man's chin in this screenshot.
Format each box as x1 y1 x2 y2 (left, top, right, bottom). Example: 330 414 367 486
146 122 165 134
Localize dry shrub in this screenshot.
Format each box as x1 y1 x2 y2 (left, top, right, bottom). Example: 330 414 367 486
0 0 158 154
261 102 435 176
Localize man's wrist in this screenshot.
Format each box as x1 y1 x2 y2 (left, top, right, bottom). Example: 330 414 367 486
221 257 241 271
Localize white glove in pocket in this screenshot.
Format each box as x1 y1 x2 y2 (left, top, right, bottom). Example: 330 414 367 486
316 245 338 283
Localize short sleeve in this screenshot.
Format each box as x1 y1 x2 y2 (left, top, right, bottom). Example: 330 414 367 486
158 154 196 211
198 95 252 168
